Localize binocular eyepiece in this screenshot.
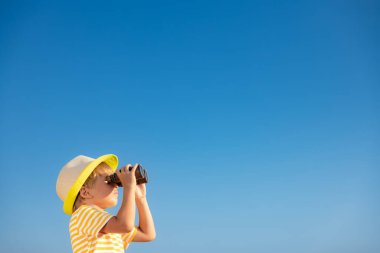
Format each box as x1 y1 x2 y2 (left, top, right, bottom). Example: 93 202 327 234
105 164 148 186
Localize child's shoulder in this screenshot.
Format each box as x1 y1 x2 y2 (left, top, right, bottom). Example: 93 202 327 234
70 205 111 228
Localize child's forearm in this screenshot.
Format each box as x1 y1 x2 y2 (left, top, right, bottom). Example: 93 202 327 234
136 197 156 239
116 186 136 231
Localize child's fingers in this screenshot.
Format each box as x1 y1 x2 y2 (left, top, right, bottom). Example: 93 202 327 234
115 168 122 181
118 164 132 174
130 163 138 173
118 163 137 178
125 164 133 172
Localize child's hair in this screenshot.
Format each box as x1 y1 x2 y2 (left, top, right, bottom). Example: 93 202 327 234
73 162 114 212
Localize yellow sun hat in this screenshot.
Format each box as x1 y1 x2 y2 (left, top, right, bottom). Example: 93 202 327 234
56 154 118 215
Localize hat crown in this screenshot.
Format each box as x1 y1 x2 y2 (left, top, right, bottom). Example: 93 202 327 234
56 155 95 201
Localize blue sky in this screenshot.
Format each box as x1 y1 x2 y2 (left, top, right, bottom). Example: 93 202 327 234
0 1 379 252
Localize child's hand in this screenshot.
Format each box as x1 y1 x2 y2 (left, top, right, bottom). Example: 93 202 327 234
116 163 138 188
135 183 146 199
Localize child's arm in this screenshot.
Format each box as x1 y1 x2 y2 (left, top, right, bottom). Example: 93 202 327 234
101 164 138 233
133 184 156 242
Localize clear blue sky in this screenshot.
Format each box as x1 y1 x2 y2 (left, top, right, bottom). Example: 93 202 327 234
1 1 379 252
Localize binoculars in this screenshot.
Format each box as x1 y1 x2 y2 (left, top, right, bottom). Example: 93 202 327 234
105 164 148 186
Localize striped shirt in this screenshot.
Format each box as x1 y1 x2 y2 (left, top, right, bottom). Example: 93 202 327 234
69 205 137 253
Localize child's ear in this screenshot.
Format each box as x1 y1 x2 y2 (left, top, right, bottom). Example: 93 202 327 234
79 186 93 199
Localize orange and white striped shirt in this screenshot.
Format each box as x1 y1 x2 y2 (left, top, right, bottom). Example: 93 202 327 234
69 205 137 253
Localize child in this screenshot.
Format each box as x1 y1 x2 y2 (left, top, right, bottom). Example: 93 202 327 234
56 154 156 253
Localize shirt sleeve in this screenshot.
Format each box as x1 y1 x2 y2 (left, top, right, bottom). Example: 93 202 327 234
122 226 138 248
76 205 113 237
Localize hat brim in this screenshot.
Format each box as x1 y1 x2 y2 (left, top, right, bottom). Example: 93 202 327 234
63 154 118 215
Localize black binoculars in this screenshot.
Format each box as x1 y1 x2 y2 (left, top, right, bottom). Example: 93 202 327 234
105 164 148 186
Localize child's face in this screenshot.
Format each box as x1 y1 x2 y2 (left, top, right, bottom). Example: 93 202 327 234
87 171 119 209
